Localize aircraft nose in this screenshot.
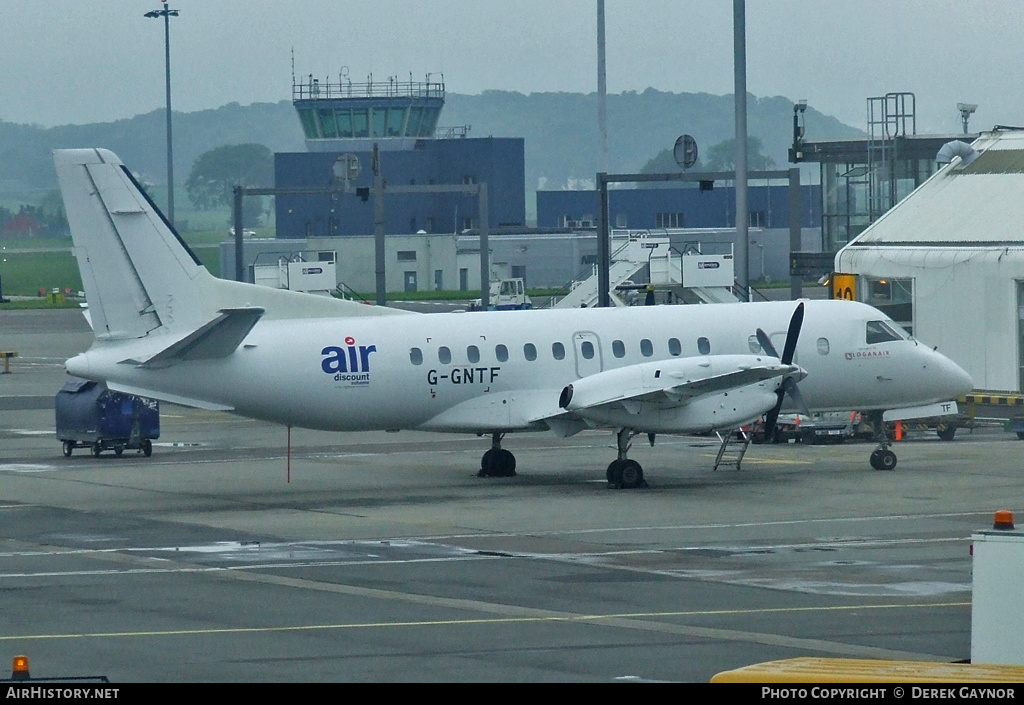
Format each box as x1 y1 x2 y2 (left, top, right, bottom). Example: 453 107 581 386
936 350 973 399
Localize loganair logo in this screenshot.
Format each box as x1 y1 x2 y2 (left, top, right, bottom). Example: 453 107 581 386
321 336 377 386
845 349 891 360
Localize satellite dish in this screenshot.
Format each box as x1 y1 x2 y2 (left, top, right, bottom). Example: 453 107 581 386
673 134 698 169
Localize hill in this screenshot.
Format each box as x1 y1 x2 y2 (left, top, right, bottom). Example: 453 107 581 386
0 90 862 204
444 89 862 191
0 101 305 197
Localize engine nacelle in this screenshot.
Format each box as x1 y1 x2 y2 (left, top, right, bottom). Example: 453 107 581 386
568 385 779 433
558 354 793 433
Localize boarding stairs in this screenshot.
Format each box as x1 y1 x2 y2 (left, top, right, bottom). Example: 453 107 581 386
713 427 753 471
552 233 661 308
552 232 741 308
690 286 742 304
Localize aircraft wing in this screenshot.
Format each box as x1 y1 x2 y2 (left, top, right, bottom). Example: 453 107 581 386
528 355 804 434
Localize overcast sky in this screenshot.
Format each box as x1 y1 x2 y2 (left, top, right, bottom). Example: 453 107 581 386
3 1 1019 134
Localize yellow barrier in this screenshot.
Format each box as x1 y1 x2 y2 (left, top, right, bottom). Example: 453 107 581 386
711 657 1024 683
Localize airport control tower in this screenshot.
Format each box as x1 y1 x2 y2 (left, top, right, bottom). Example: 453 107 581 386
275 70 525 239
292 70 447 152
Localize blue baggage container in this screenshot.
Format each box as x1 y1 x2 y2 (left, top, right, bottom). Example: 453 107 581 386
55 379 159 458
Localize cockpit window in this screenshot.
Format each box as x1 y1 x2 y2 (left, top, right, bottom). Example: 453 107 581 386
866 320 904 344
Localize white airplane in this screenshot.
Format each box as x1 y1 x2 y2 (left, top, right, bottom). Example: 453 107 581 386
55 148 973 487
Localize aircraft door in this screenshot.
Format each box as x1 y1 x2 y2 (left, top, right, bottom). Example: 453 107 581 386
768 330 798 364
573 331 603 378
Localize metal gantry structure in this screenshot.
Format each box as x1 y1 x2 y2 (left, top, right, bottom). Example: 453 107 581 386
595 168 803 307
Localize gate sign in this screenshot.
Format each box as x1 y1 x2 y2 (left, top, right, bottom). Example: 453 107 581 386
832 273 857 301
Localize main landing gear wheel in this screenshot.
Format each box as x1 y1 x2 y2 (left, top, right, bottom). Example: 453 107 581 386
869 448 897 471
606 459 644 489
478 433 516 477
91 442 102 458
607 429 647 489
143 439 153 457
62 440 73 458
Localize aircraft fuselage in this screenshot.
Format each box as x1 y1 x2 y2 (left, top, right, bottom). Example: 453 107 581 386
66 299 971 435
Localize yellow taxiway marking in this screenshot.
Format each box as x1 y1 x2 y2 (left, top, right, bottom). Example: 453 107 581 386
0 597 967 664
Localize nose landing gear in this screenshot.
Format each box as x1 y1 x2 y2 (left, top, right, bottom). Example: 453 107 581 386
866 411 898 471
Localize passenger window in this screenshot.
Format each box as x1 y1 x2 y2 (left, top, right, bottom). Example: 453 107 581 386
438 346 451 364
640 339 653 357
495 344 509 362
524 343 537 361
748 335 761 354
612 340 625 358
581 341 595 359
410 347 423 365
817 337 830 355
668 338 681 356
552 342 565 360
467 345 480 364
866 320 903 344
697 337 711 355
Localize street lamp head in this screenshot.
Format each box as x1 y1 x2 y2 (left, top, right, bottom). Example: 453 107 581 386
957 103 978 135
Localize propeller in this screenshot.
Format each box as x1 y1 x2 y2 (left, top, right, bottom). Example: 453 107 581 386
756 302 809 440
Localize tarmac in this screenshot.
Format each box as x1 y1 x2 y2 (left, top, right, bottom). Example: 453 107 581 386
0 306 1016 682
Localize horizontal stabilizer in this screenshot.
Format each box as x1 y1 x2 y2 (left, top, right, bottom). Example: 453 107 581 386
138 308 264 369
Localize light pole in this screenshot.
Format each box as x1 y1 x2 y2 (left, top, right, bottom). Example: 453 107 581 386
145 2 179 226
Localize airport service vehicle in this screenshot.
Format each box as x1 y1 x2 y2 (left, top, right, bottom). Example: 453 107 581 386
469 278 532 311
55 379 159 457
54 148 973 487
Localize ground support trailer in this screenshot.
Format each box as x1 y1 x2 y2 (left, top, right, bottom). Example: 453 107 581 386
55 379 159 457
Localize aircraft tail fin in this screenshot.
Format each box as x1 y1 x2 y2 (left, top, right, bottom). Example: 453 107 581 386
55 148 209 340
55 148 411 343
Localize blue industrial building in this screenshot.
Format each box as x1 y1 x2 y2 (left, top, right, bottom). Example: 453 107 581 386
275 74 525 239
536 184 820 231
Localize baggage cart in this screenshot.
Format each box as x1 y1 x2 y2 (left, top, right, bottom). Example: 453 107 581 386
55 379 159 458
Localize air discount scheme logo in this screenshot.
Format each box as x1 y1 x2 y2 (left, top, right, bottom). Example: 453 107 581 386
321 336 377 386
